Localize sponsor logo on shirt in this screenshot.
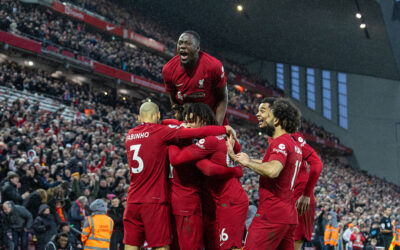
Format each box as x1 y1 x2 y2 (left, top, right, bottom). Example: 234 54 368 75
126 132 149 140
185 92 206 99
297 137 306 147
196 138 205 149
177 91 184 101
199 79 204 89
272 145 287 156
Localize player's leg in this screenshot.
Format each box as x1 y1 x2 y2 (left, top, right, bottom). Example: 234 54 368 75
218 201 248 250
276 224 297 250
142 203 173 249
294 240 304 250
153 246 170 250
124 246 140 250
244 217 286 250
174 212 203 250
123 203 145 249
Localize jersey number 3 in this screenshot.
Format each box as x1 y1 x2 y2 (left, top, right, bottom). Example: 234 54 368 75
130 144 144 174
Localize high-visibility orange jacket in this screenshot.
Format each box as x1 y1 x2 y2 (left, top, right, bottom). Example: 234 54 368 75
393 227 400 247
324 224 339 246
81 214 114 250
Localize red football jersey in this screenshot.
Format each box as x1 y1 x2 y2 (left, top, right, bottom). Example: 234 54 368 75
162 51 228 124
169 136 247 205
169 140 203 216
292 132 323 200
125 123 226 204
259 133 303 224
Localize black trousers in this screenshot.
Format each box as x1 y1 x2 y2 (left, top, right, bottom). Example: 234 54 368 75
110 230 124 250
382 233 393 250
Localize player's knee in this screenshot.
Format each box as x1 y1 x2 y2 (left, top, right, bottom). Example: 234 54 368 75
153 245 170 250
124 245 140 250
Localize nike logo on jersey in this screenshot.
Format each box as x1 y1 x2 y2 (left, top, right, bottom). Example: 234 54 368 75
176 83 184 87
199 79 204 88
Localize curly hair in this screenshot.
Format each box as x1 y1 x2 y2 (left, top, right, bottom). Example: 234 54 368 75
182 102 217 126
270 98 301 133
261 97 276 107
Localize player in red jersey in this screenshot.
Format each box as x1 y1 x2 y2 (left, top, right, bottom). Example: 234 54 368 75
228 98 302 250
291 132 323 250
168 103 248 250
162 30 228 125
123 102 236 250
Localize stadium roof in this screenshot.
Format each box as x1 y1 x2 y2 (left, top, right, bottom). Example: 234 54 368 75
128 0 400 80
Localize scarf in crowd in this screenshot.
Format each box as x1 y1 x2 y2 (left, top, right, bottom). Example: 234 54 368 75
56 205 65 222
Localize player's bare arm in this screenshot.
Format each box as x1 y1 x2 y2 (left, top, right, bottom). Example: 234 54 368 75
236 153 283 178
168 92 179 109
296 195 311 215
215 85 228 125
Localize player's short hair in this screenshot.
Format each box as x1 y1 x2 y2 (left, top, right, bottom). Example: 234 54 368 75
270 98 301 134
183 103 217 126
182 30 200 46
261 97 276 107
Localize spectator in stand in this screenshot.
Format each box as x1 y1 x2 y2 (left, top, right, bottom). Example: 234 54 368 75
108 196 124 250
67 149 87 175
2 200 33 250
350 226 365 250
68 196 88 233
1 172 29 204
22 188 47 218
33 204 59 250
59 222 82 249
45 232 73 250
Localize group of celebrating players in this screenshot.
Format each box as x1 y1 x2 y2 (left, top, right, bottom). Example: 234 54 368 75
122 30 323 250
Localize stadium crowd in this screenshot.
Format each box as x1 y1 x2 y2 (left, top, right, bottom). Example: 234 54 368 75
0 57 400 249
0 0 273 89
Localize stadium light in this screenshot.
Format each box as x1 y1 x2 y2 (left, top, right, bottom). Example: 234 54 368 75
123 97 126 101
360 23 366 29
104 91 108 96
237 4 243 12
355 13 362 19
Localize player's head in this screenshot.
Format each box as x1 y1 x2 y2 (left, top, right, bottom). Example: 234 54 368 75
183 102 217 128
138 101 160 124
177 30 200 69
257 97 276 129
266 98 301 137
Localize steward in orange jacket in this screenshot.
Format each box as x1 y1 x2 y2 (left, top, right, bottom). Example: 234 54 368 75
81 199 114 250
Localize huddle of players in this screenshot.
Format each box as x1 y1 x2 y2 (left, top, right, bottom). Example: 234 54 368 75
122 30 323 250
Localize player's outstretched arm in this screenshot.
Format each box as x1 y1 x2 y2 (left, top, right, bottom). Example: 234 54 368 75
196 159 243 178
176 125 236 141
234 152 283 178
168 145 206 167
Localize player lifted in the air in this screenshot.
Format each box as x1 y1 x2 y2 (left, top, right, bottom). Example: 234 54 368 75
163 30 228 125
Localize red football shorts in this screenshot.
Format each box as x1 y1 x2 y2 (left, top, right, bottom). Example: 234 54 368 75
171 212 203 250
244 216 296 250
123 202 172 247
294 196 316 242
218 201 248 249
